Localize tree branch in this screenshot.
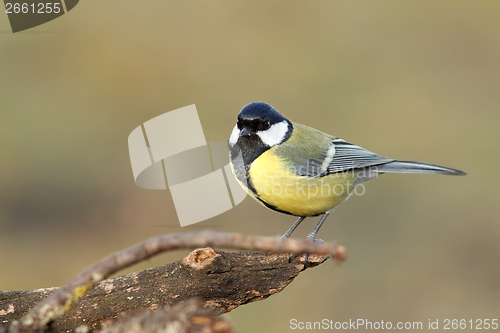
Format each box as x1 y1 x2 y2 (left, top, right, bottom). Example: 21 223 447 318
95 298 235 333
1 230 346 332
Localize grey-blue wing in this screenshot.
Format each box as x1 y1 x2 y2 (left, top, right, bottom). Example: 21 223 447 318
282 138 394 177
325 139 395 175
326 139 465 176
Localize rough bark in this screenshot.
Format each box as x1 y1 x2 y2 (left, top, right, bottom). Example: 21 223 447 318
94 298 235 333
1 250 332 332
0 231 346 333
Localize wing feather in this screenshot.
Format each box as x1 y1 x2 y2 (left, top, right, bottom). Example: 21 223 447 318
325 140 394 175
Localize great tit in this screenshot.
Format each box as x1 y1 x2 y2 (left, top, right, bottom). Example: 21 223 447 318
228 101 465 244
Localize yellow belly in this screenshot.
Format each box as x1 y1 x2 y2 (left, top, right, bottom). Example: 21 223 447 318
248 150 358 216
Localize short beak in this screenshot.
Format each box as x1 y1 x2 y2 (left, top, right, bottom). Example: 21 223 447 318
240 127 251 137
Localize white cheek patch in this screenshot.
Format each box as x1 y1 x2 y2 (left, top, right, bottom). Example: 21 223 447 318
228 125 240 147
256 121 289 147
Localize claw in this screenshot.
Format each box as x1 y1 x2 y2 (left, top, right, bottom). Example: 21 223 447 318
303 253 311 263
302 237 325 263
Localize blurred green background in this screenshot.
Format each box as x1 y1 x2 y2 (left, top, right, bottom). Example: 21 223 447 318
1 1 499 332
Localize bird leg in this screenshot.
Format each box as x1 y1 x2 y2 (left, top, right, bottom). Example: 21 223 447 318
306 210 332 242
280 216 306 239
304 210 333 263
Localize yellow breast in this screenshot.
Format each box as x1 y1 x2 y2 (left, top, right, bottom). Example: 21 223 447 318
248 149 358 216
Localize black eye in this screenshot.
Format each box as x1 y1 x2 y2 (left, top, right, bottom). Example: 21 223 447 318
263 120 271 130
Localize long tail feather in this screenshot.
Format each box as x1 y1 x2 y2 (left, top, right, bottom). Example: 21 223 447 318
374 161 466 175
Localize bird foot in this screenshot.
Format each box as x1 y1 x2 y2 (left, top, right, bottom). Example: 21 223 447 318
303 237 324 263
